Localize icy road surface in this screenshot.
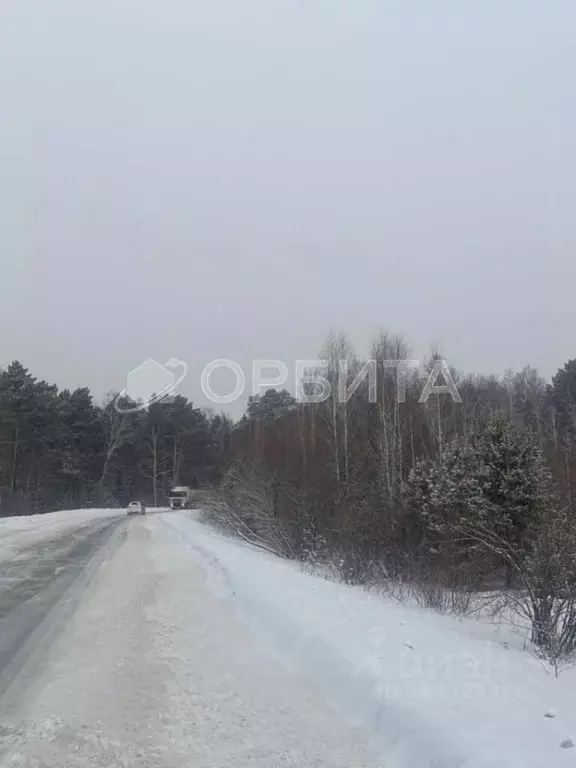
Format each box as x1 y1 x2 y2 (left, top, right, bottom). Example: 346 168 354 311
0 512 384 768
0 510 125 700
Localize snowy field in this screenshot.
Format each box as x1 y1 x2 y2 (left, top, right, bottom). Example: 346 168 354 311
0 509 574 767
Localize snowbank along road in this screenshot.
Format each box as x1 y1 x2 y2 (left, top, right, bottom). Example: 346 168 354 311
0 508 574 768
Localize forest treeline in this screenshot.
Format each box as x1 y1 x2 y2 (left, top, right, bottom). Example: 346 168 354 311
0 361 231 515
4 330 576 658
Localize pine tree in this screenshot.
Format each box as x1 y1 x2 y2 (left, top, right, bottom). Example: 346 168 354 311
404 417 554 587
471 417 551 548
547 358 576 449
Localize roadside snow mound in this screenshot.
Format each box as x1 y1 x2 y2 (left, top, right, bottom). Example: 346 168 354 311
162 512 576 768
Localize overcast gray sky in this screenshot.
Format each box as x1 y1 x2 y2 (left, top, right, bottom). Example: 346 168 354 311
1 1 575 416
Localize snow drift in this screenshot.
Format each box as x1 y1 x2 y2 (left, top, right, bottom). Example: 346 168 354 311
162 512 576 768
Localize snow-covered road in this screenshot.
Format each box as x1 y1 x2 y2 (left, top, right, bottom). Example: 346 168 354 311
0 511 126 701
0 512 384 768
1 509 574 768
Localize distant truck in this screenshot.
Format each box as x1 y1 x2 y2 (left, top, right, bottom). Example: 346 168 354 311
169 485 194 510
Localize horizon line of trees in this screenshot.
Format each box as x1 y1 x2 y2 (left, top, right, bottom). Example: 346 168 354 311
0 360 232 516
